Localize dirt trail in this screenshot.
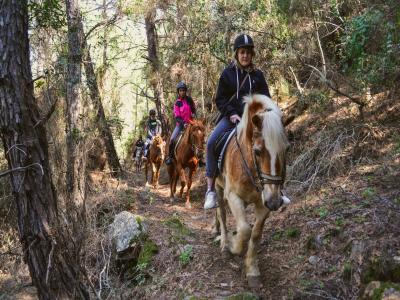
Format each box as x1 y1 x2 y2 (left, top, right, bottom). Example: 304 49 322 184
124 147 400 300
128 166 258 298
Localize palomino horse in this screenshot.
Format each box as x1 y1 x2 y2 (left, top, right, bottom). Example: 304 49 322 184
134 146 143 172
214 94 289 288
167 120 205 208
145 135 165 188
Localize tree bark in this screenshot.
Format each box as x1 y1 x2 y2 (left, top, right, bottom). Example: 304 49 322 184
145 7 169 136
82 40 122 176
0 1 89 299
65 0 87 248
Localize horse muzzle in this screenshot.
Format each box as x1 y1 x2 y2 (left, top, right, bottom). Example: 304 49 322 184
261 186 283 211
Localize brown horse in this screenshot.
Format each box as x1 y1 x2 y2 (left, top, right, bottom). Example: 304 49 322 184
214 94 289 288
167 120 205 208
145 135 165 188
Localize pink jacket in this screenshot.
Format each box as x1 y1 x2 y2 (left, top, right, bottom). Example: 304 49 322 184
174 97 193 125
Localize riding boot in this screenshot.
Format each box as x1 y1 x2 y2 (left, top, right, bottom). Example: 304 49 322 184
165 142 174 165
198 154 205 168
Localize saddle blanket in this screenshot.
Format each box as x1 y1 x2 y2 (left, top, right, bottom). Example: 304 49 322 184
215 128 236 173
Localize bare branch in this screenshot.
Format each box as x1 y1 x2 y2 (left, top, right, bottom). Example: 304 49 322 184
85 13 120 40
0 163 44 178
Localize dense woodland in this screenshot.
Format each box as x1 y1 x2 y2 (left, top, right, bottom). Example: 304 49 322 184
0 0 399 299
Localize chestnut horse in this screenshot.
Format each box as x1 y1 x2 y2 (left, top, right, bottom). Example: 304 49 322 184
145 135 165 188
167 120 205 208
214 94 289 288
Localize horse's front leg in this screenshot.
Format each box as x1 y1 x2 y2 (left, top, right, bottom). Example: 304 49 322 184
168 165 176 201
178 166 186 199
151 162 156 187
155 162 161 188
144 162 149 185
216 187 229 255
245 202 269 288
184 167 196 208
227 192 251 256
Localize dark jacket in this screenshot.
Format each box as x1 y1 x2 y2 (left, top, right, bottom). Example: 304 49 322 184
215 62 271 123
135 139 144 148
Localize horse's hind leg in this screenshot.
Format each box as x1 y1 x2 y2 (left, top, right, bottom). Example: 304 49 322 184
245 203 269 288
227 193 251 256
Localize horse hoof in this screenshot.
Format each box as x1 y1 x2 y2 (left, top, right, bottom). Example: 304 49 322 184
247 276 262 289
221 248 232 260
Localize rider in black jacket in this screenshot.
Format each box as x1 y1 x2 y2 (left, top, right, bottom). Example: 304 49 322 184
214 61 271 124
204 33 272 209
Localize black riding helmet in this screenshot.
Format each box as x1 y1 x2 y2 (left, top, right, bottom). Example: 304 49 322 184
176 81 187 91
233 34 254 51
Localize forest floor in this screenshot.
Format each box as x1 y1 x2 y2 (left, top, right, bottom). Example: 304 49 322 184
0 92 399 299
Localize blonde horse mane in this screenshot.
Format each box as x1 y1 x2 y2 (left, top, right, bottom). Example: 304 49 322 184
237 94 288 155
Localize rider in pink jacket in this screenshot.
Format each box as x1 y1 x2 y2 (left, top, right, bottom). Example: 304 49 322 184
165 81 196 165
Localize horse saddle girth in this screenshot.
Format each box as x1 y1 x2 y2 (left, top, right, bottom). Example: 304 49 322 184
215 128 236 173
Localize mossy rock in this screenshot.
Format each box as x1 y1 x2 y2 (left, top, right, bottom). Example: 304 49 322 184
362 256 400 284
362 281 400 300
137 238 158 267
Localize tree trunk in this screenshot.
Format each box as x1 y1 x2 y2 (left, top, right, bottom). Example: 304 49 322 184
145 8 169 136
0 1 89 299
65 0 87 248
82 41 122 176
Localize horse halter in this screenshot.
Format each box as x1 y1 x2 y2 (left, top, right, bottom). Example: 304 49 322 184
188 125 205 158
234 125 284 193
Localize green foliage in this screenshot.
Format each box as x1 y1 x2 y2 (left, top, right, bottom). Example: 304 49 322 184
272 229 284 241
224 293 259 300
341 7 400 88
286 228 300 238
317 207 329 219
137 239 158 267
179 245 193 266
362 187 376 199
163 214 191 237
342 261 353 281
29 0 66 29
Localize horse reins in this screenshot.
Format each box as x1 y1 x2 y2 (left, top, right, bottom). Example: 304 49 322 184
188 125 205 158
234 124 284 193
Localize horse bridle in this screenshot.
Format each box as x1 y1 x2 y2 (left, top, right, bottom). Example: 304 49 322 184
188 125 205 158
234 125 284 193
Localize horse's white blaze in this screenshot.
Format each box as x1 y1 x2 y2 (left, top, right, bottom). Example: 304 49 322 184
267 146 277 176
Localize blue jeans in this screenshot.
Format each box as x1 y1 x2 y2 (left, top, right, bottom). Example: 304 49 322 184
170 124 183 144
206 117 234 177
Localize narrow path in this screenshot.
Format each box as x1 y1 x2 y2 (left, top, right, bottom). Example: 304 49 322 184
128 165 264 298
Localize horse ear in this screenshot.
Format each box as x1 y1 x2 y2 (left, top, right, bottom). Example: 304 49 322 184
251 113 263 131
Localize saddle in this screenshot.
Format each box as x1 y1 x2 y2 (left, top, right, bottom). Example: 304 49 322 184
173 129 185 156
215 127 236 173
